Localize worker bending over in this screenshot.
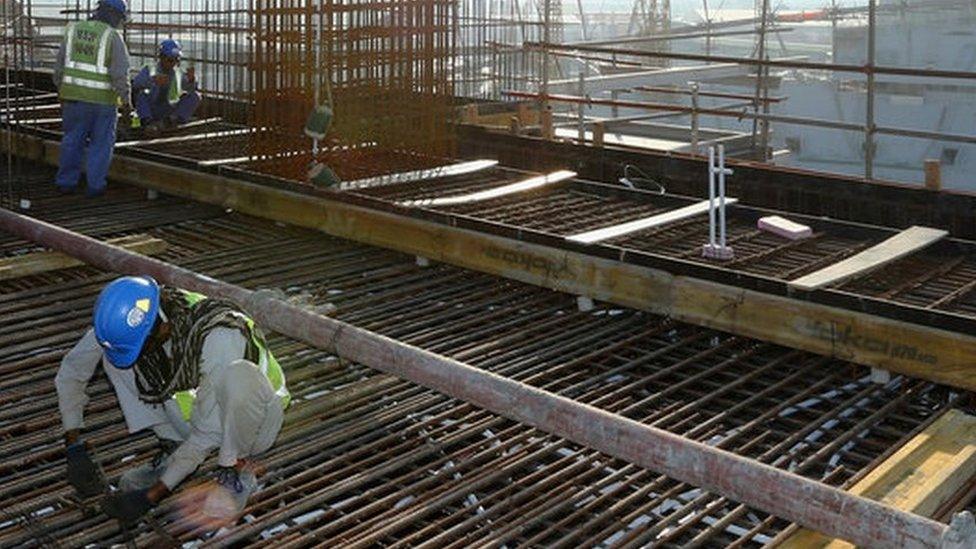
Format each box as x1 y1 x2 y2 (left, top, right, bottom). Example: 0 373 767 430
57 276 290 524
131 39 200 131
52 0 131 197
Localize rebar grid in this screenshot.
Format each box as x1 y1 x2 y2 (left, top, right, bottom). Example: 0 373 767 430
5 0 458 181
6 98 976 319
0 173 955 547
245 0 456 180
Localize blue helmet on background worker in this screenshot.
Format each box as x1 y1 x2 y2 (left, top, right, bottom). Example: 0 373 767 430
96 0 129 22
93 276 160 368
159 39 182 60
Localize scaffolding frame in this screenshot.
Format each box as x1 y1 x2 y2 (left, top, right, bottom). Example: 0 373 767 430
515 0 976 185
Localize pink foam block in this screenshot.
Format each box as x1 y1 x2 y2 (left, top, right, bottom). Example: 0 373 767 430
758 215 812 240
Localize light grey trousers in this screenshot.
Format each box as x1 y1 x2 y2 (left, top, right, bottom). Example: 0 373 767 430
105 358 283 467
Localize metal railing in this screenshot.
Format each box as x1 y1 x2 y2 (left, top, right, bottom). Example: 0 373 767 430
516 0 976 186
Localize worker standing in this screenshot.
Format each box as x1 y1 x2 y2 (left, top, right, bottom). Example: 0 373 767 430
57 276 290 524
51 0 132 198
131 39 201 132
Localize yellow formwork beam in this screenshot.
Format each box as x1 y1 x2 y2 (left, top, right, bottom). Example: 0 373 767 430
5 130 976 392
779 409 976 548
0 233 167 280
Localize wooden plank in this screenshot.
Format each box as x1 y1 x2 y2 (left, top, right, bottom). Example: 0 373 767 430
172 116 224 129
0 92 58 107
19 117 64 125
554 127 690 152
790 226 948 291
114 128 254 149
778 409 976 548
567 198 737 244
199 141 376 167
0 102 63 115
396 170 576 207
198 150 307 167
0 234 168 280
6 129 976 392
338 159 498 191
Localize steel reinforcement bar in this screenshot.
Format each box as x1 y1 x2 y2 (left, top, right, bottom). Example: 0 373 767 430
1 208 973 548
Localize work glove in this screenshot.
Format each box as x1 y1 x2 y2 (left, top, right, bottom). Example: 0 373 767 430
119 105 134 129
65 443 106 498
101 488 153 525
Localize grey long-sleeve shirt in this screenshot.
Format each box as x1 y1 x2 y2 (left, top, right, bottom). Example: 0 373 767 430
56 327 252 489
52 23 131 108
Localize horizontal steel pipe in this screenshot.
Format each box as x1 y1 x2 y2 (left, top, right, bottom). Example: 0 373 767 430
504 90 976 145
634 85 786 103
566 26 794 47
0 207 959 548
529 41 976 80
504 90 867 131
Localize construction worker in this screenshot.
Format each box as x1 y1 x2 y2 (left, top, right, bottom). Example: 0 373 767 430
51 0 131 198
131 39 200 132
57 276 289 524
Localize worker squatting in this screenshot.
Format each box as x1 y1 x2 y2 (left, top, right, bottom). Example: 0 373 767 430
52 0 201 197
58 276 290 525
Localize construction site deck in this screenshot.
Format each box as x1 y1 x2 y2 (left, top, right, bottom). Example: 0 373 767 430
3 5 976 546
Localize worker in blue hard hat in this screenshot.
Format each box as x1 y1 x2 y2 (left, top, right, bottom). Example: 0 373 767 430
56 276 290 525
51 0 132 198
130 39 201 133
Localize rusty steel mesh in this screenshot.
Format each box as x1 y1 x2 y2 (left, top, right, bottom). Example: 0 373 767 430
245 0 457 181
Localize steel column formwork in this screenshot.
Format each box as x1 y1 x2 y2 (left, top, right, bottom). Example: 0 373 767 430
1 206 973 548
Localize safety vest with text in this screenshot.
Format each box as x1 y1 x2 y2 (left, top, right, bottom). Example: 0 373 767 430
172 290 291 421
59 20 120 105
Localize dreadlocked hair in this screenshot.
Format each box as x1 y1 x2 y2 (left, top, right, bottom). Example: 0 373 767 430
134 286 259 403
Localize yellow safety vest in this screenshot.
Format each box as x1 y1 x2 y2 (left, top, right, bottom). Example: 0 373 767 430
59 20 120 105
144 63 183 105
171 290 290 421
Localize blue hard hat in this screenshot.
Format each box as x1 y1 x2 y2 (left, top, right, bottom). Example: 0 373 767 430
159 39 182 60
98 0 128 17
92 276 160 368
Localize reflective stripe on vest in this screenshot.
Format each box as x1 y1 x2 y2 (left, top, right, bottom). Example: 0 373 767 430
145 64 183 105
171 290 290 421
59 21 118 105
62 75 112 90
